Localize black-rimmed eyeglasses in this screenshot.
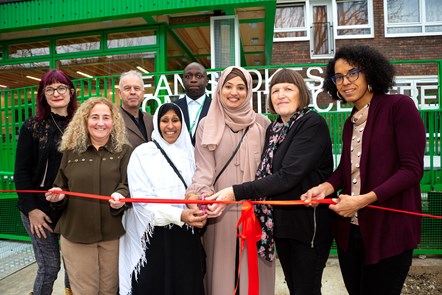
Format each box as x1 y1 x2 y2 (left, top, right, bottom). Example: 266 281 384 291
45 85 70 96
331 69 363 85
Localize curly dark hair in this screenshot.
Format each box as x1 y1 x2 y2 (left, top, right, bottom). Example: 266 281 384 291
324 46 395 101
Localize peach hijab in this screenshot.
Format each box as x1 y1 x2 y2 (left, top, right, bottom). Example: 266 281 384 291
201 66 266 182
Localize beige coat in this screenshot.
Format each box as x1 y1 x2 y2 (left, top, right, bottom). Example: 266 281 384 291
188 114 275 295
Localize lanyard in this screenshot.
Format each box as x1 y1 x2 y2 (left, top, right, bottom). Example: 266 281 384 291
189 97 205 135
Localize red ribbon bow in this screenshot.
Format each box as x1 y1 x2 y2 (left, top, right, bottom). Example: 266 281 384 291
235 200 262 295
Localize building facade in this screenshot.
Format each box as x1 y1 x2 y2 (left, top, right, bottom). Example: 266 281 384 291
0 0 441 252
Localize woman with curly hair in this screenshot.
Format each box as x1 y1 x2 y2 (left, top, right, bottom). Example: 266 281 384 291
46 97 132 295
14 69 76 295
302 45 426 294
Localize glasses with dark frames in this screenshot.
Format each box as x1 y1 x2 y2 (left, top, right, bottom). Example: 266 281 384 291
45 85 70 96
331 69 363 85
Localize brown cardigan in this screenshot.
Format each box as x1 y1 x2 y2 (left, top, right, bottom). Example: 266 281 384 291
53 142 132 243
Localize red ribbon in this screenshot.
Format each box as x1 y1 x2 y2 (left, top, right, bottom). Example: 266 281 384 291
235 201 262 295
5 189 442 220
3 189 442 295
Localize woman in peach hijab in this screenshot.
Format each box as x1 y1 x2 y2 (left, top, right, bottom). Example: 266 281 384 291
186 66 274 295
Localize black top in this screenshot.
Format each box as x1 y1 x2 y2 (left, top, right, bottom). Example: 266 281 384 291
121 107 148 141
233 111 334 246
14 113 70 226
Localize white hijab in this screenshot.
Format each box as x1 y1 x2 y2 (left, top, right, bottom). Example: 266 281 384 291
151 103 195 186
119 103 195 295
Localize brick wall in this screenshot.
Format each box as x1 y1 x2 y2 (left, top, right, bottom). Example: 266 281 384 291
272 4 442 65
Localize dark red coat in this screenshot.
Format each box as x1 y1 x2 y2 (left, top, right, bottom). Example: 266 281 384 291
328 93 425 265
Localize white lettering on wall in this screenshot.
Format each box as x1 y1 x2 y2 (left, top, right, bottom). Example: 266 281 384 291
140 69 439 113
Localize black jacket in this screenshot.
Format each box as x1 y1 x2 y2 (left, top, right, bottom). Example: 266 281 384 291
175 95 211 146
233 111 334 247
14 114 70 225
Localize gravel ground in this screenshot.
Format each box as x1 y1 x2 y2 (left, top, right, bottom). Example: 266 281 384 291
402 272 442 294
402 255 442 295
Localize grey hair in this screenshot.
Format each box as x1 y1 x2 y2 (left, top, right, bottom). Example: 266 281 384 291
119 70 144 88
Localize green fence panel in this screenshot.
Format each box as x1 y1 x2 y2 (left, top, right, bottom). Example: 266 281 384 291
1 68 441 254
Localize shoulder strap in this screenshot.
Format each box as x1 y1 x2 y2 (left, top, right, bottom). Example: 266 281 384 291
152 140 187 189
213 126 249 185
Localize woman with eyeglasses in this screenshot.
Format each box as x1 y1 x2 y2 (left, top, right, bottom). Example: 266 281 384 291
302 45 426 295
14 69 77 295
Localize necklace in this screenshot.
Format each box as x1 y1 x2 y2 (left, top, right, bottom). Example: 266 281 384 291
50 113 64 135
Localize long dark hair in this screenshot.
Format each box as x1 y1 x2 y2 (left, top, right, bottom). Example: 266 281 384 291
36 69 77 121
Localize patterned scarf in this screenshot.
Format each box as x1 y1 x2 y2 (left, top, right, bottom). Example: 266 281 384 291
255 107 310 261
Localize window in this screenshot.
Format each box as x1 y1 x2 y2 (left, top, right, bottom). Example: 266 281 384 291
385 0 442 37
335 0 373 38
107 30 157 49
274 2 308 41
211 16 240 68
56 35 101 54
8 41 50 59
274 1 373 42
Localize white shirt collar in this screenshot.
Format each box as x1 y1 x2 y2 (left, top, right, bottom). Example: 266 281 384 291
185 94 206 105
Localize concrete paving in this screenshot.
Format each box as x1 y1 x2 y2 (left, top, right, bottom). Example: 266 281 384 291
1 255 440 294
1 256 346 295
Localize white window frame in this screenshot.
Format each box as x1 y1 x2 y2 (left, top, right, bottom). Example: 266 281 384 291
384 0 442 37
273 0 311 42
274 0 374 43
333 0 374 39
309 1 335 59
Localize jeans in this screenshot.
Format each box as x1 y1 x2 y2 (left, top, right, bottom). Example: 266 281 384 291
21 213 69 295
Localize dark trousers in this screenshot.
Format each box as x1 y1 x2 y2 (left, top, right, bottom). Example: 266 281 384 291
131 225 204 295
275 237 331 295
21 213 70 295
338 225 412 295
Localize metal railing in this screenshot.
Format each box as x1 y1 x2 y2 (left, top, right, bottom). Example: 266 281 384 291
1 63 441 253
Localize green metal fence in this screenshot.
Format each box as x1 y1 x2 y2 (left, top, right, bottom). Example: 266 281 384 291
1 64 441 254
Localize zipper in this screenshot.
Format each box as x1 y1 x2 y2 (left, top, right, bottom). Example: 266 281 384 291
310 206 317 248
40 159 48 187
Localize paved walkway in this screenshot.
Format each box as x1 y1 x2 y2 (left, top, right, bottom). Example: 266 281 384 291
0 254 346 295
1 249 440 294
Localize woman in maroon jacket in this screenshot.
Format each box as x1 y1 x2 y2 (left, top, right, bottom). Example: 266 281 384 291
302 45 426 295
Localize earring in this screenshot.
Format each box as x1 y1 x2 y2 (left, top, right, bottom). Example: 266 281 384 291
336 91 344 100
368 85 373 93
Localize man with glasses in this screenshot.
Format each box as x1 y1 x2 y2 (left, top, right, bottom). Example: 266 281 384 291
175 62 211 146
118 70 154 148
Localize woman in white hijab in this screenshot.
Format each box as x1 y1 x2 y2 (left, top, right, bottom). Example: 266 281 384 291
119 103 206 295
